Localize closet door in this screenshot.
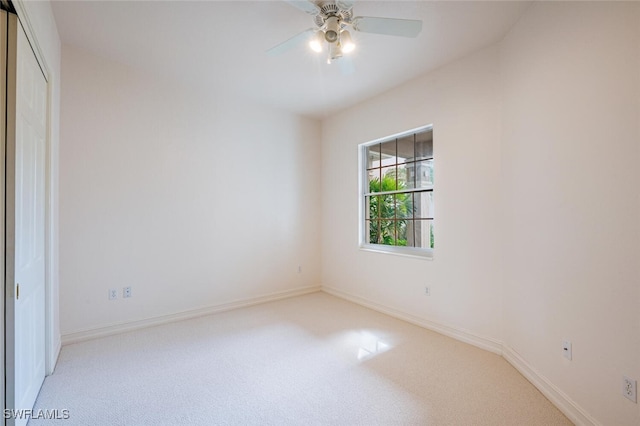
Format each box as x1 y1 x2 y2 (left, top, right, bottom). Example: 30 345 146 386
5 11 47 425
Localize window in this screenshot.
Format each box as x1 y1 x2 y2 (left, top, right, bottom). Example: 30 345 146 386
359 126 434 257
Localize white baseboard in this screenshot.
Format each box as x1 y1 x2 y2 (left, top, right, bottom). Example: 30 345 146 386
47 337 62 375
502 346 600 426
322 286 503 355
323 285 599 426
62 286 321 345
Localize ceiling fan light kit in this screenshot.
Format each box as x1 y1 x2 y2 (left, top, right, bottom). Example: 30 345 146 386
309 31 324 52
268 0 423 65
324 16 340 42
341 30 355 53
328 40 342 63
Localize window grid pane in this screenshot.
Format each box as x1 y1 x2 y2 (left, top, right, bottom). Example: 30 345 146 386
363 128 433 250
366 144 382 169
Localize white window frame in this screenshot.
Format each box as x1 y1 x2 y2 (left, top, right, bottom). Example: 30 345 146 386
358 125 434 260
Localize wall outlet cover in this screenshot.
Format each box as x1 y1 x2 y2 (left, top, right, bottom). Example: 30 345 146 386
623 376 637 403
562 340 572 360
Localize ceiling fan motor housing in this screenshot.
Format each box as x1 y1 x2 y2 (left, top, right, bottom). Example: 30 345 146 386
315 1 354 34
324 16 340 42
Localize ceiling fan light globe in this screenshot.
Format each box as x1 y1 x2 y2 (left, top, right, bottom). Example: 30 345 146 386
309 31 324 53
325 30 338 43
341 30 355 53
309 41 322 52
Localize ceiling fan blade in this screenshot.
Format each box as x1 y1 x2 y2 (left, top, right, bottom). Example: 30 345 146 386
336 0 355 11
266 28 315 57
351 16 423 38
285 0 321 16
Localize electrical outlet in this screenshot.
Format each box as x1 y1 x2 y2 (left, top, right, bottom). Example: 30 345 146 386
425 286 430 296
109 289 117 300
123 287 132 298
562 340 572 360
623 376 637 403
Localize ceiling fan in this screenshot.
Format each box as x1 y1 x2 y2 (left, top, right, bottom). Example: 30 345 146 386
267 0 423 64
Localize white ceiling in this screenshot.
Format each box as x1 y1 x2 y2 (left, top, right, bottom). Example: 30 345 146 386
51 0 531 118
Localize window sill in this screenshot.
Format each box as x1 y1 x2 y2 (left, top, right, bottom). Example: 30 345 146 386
359 244 434 260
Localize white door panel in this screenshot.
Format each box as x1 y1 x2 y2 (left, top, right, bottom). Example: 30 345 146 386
5 13 47 426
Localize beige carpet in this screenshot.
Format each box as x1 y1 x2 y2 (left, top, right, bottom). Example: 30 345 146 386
30 292 571 425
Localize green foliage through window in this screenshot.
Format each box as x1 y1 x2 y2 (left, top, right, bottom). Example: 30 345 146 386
368 174 412 246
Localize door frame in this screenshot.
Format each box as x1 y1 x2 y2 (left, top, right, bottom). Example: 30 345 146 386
2 0 56 414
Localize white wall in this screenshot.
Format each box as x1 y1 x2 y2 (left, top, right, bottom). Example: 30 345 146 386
59 46 321 335
321 45 504 345
321 2 639 425
501 2 640 425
